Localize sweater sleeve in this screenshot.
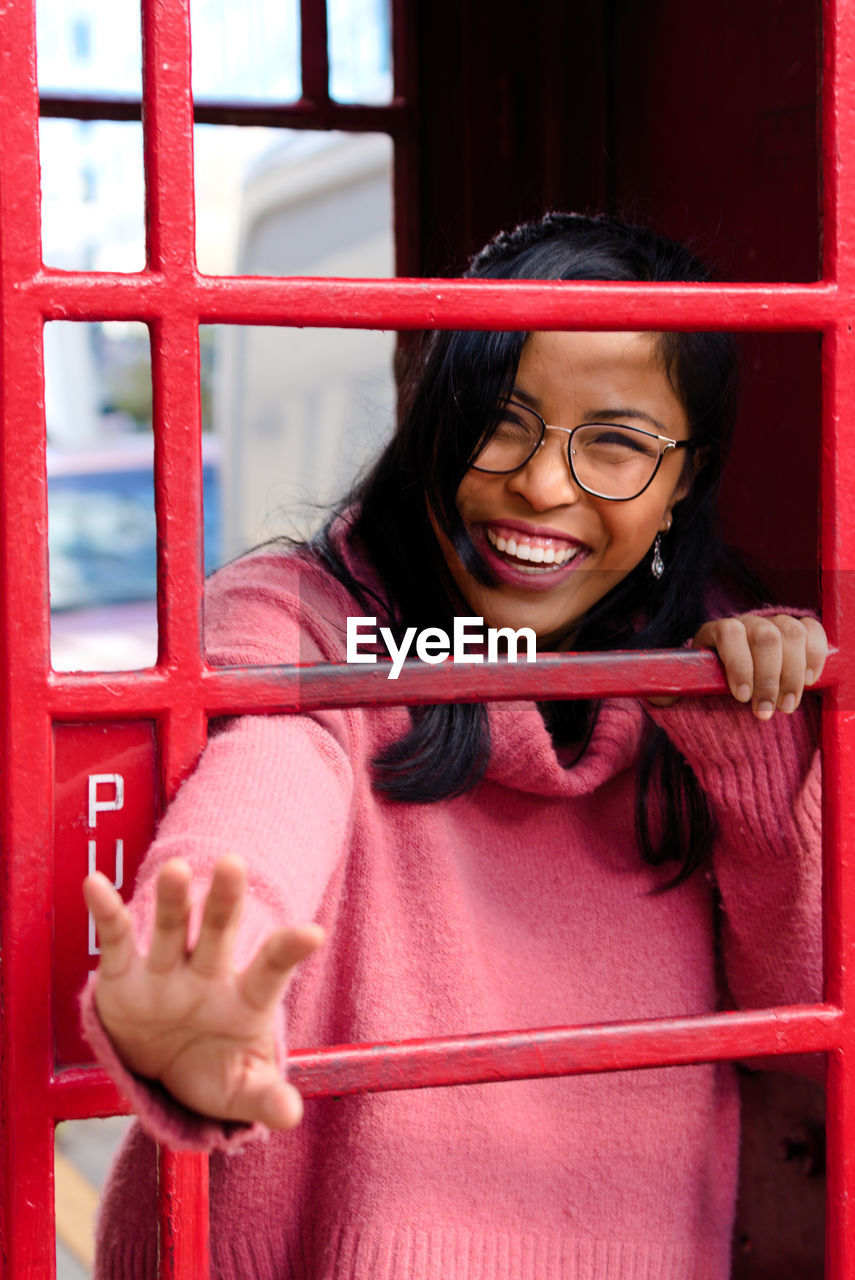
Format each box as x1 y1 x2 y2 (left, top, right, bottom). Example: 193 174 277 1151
645 694 823 1022
79 549 360 1151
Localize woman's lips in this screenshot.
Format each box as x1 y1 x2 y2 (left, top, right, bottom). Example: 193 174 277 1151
474 523 589 591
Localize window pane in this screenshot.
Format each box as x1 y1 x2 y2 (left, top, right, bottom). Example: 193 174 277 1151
40 119 145 272
36 0 142 96
45 322 221 671
46 321 157 671
328 0 393 103
55 1117 134 1276
195 128 392 277
190 0 300 101
203 324 395 560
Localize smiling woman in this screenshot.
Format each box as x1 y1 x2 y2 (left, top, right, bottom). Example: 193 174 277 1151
445 330 695 647
81 213 826 1280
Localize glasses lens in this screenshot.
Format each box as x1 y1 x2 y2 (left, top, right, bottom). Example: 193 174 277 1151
571 424 662 499
473 402 542 472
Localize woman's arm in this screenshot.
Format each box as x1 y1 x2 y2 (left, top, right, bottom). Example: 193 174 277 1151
80 708 355 1150
647 613 827 1018
80 548 361 1149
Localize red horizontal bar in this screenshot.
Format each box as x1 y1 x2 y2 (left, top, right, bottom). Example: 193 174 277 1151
38 92 408 133
24 273 840 330
51 1005 839 1115
48 1072 128 1122
43 648 837 721
287 1006 840 1098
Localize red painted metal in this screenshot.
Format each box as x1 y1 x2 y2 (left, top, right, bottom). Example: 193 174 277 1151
40 647 838 720
0 0 64 1269
156 1151 210 1276
24 270 843 329
818 1 855 1273
53 723 159 1066
139 3 212 1275
0 0 848 1276
286 1006 840 1097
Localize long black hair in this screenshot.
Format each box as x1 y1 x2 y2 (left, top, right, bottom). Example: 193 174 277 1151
313 212 752 885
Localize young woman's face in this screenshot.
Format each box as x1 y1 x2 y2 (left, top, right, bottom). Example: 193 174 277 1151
441 330 692 648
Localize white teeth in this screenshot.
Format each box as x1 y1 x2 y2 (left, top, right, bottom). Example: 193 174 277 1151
486 527 581 569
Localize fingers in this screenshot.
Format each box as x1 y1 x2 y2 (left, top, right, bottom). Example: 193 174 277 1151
801 615 829 688
695 614 829 720
695 618 754 704
189 855 246 978
233 1075 305 1132
145 859 193 974
83 871 137 980
238 924 325 1014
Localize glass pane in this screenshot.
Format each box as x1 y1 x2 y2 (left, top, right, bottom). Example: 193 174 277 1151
190 0 299 101
46 323 222 672
195 128 392 277
46 321 157 671
55 1117 134 1277
202 324 395 561
328 0 392 103
40 119 145 272
36 0 142 96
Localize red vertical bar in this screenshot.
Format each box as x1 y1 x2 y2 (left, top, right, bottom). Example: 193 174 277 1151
140 1 210 1276
150 315 206 675
0 0 63 1273
820 0 855 1275
139 0 206 676
141 0 197 274
158 1150 210 1277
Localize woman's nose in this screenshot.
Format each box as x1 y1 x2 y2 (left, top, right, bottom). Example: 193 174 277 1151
507 436 583 510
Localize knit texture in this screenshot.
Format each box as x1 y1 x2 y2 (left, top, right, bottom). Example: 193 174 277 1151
82 521 822 1280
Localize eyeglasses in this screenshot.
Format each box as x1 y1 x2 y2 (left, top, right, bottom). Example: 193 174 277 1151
471 399 695 501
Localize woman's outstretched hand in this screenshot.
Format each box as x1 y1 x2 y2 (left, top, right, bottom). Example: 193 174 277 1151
83 855 324 1129
649 613 829 719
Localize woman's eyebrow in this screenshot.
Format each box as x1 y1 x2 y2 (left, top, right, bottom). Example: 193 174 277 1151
511 387 672 436
582 406 669 433
510 384 540 408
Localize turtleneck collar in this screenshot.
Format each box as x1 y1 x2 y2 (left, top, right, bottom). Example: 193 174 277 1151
484 697 646 797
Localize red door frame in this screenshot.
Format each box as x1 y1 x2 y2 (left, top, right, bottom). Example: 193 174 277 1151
1 1 853 1275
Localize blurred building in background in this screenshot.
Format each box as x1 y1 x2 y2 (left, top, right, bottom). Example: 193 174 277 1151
39 0 394 670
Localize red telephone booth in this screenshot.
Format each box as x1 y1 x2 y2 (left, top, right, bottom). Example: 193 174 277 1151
0 0 850 1275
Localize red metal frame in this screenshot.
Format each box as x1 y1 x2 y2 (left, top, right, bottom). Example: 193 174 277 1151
1 0 852 1275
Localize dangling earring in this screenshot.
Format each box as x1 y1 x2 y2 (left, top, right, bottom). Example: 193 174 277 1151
651 533 665 580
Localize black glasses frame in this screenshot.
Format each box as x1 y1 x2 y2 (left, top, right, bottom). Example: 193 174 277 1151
471 399 697 502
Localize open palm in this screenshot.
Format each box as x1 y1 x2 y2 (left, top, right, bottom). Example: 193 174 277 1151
84 855 323 1129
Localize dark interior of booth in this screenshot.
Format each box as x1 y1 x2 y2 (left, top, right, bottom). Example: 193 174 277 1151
411 0 821 615
409 1 824 1274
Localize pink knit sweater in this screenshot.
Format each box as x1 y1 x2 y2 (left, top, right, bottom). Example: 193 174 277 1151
82 525 822 1280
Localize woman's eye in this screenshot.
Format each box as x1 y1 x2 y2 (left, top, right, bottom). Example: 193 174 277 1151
496 411 535 436
585 427 657 457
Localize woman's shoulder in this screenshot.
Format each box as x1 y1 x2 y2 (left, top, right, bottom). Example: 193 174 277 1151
204 520 380 667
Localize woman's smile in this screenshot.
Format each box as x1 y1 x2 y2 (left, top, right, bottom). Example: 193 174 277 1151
443 329 693 647
475 520 589 589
